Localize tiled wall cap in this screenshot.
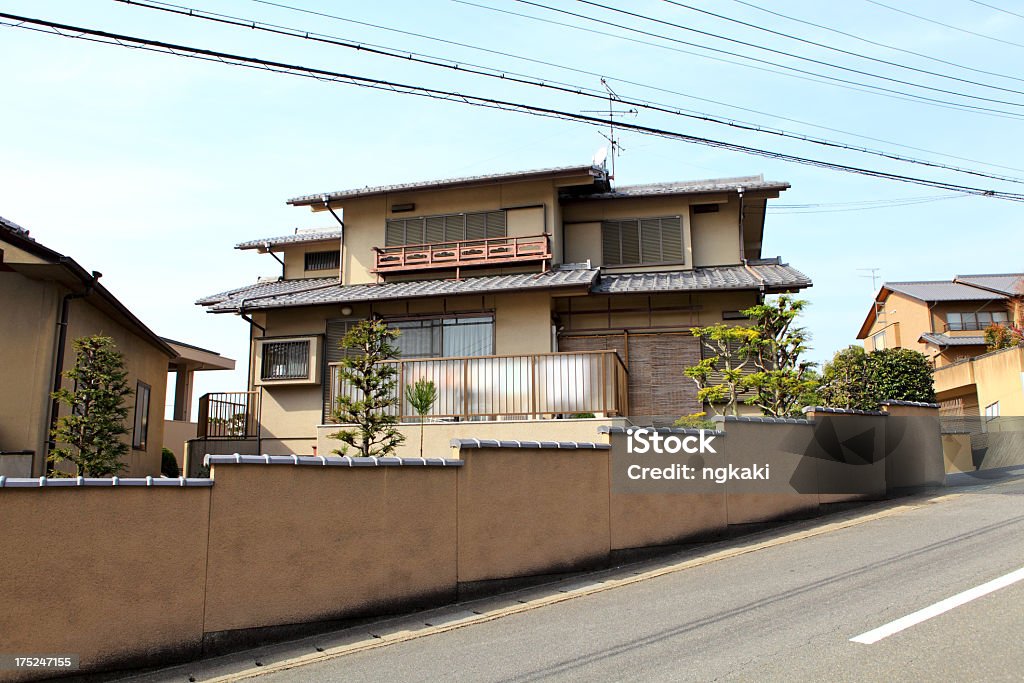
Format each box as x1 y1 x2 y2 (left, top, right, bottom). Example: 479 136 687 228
597 426 725 437
879 400 940 408
722 415 813 424
0 476 214 488
203 453 462 467
801 406 888 417
449 438 611 450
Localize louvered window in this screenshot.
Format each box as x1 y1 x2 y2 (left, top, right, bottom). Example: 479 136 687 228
385 210 506 246
304 250 339 271
601 216 684 266
261 340 311 380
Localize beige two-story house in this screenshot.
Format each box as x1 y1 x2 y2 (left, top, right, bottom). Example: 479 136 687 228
196 164 811 457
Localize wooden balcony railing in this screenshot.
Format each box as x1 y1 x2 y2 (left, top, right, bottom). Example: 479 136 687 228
197 391 261 439
328 350 628 422
373 234 551 277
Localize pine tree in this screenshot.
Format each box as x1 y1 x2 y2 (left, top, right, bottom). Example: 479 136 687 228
50 336 132 477
328 319 405 457
405 378 438 458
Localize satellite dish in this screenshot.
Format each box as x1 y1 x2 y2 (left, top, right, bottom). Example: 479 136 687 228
592 146 608 168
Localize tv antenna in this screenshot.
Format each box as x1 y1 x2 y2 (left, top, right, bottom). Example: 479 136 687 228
858 267 881 290
580 78 637 180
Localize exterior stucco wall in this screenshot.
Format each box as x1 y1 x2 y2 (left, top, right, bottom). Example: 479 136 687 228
203 463 458 634
456 447 611 583
63 296 169 477
0 486 211 680
0 273 59 466
0 271 168 477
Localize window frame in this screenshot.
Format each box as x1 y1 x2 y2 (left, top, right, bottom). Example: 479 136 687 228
255 335 322 386
304 249 340 272
386 314 496 359
872 331 886 351
132 381 151 451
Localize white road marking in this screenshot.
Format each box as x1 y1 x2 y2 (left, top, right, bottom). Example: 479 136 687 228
851 566 1024 645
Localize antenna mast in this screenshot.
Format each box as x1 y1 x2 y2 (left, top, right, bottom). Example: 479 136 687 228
581 78 637 180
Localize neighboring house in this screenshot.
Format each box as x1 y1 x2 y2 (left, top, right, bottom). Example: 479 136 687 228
0 216 175 477
163 338 235 465
196 164 811 457
856 272 1023 448
856 274 1023 367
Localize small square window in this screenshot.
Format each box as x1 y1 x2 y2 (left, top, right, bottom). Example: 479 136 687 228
261 340 311 380
132 381 151 450
872 331 886 351
985 402 1000 420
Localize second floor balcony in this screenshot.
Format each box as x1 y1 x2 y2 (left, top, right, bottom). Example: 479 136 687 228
373 234 551 277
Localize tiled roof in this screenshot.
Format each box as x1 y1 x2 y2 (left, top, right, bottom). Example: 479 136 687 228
592 263 811 294
919 333 987 347
567 175 789 201
195 277 338 306
955 273 1024 297
0 215 30 237
201 268 599 312
884 281 1008 302
236 230 342 251
288 164 606 206
199 263 810 313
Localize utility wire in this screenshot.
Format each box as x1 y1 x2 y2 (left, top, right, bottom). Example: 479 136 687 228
461 0 1024 119
728 0 1024 85
3 11 1024 202
660 0 1024 97
765 194 972 214
244 0 1024 175
569 0 1024 107
862 0 1024 50
115 0 1024 185
966 0 1024 22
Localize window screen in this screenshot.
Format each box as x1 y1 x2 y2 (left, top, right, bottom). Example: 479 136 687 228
261 340 311 380
602 216 684 266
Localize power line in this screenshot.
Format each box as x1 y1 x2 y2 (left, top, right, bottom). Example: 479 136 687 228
246 0 1024 175
3 11 1024 202
114 0 1024 185
728 0 1024 86
862 0 1024 49
966 0 1024 22
766 194 972 214
569 0 1024 107
660 0 1024 97
458 0 1024 119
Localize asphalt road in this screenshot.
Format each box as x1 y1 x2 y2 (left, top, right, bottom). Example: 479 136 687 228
132 477 1024 683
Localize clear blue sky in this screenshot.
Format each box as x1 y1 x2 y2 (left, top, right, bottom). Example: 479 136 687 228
2 0 1022 409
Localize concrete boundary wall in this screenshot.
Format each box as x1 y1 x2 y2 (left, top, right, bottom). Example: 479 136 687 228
0 410 946 681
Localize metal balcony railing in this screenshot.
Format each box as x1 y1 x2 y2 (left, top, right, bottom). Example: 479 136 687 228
197 391 261 439
328 350 628 422
372 234 551 276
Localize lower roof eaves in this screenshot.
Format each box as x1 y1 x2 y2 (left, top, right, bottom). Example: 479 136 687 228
197 262 811 313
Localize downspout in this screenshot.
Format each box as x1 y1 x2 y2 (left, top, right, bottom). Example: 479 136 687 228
46 267 101 469
237 297 266 454
737 186 746 264
323 195 345 285
264 242 285 280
